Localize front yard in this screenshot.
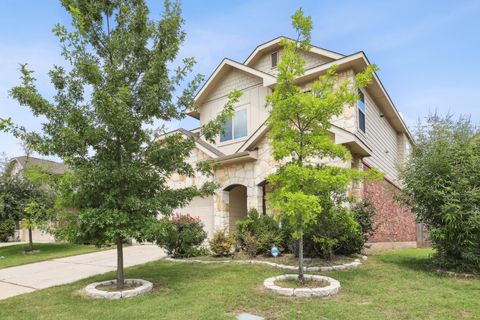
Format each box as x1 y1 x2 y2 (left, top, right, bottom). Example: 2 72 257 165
0 243 107 269
0 248 478 319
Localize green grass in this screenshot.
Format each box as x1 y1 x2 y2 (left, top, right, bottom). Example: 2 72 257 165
0 243 107 269
188 253 355 267
1 248 479 319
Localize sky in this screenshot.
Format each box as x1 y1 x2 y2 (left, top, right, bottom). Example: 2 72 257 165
1 0 479 160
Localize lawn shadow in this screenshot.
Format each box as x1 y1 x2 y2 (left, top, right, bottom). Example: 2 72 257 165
373 249 436 274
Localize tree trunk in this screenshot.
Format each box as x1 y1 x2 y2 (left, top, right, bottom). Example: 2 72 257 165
298 226 304 284
116 238 125 290
28 227 33 251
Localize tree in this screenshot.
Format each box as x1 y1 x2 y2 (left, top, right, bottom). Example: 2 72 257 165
7 0 238 289
401 114 480 272
0 165 55 251
266 9 379 282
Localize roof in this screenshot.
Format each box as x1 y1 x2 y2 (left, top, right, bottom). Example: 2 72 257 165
244 36 344 66
162 128 225 158
190 58 276 115
188 36 414 146
9 156 67 175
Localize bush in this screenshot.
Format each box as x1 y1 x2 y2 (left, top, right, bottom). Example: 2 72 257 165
352 199 376 242
242 232 259 258
149 213 207 258
209 230 235 256
0 219 15 242
402 115 480 272
236 209 286 255
301 207 364 259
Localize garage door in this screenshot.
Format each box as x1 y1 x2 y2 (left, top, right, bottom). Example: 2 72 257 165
176 196 214 238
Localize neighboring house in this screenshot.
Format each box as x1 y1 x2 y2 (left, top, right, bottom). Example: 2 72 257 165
5 156 67 243
168 36 418 251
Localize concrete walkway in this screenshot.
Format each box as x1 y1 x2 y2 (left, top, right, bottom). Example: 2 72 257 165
0 242 26 248
0 245 165 300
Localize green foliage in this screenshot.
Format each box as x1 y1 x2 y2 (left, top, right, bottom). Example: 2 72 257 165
147 213 207 258
0 218 15 242
303 207 364 259
265 8 379 280
209 230 235 257
242 232 259 258
352 199 377 242
402 115 480 272
236 209 285 255
6 0 240 281
0 164 56 246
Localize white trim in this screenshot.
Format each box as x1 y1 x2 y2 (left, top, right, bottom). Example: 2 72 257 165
244 36 344 66
218 105 249 145
193 59 276 106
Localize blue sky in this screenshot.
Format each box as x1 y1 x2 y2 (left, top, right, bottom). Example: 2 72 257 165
1 0 479 159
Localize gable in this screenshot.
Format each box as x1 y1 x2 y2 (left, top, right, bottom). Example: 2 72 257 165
250 48 335 75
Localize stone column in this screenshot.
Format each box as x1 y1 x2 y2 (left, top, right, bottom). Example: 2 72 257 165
213 190 229 233
247 185 263 214
351 156 364 200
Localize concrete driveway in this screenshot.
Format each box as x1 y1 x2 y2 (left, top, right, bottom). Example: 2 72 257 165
0 245 165 300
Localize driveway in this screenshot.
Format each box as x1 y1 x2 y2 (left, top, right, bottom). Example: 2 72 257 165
0 245 165 300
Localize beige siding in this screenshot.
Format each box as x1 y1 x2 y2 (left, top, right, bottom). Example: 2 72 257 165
251 48 333 76
362 91 400 182
199 69 271 154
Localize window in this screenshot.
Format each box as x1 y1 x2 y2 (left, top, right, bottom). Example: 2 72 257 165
271 51 278 68
358 90 366 133
220 108 248 142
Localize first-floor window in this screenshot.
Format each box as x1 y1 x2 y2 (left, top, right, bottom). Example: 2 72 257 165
220 108 248 142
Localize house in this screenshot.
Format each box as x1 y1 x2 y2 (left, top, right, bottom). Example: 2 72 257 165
171 36 417 251
5 156 67 243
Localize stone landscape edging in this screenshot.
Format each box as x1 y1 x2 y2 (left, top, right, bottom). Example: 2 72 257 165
436 269 479 279
165 255 367 272
264 274 341 297
85 279 153 299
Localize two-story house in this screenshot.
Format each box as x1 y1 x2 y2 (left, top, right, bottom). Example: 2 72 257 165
169 37 417 251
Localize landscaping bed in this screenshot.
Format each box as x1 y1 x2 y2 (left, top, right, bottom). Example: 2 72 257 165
1 249 479 319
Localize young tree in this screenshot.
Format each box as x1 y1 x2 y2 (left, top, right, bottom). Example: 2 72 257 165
266 9 379 282
402 115 480 272
7 0 237 289
0 165 55 251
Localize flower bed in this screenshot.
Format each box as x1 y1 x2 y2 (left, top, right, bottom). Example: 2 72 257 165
85 279 153 299
263 274 341 297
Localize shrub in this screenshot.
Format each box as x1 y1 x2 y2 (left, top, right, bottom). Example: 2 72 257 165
402 115 480 272
209 230 235 256
0 219 15 242
149 213 207 258
236 209 286 255
242 232 259 258
352 199 377 242
301 207 364 259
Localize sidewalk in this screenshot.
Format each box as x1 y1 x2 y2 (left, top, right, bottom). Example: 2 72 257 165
0 245 165 300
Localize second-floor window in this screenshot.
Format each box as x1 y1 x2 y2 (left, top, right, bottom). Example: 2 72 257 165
358 90 366 133
220 108 248 142
271 51 278 68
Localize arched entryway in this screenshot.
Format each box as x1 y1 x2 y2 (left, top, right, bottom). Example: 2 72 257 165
223 184 248 232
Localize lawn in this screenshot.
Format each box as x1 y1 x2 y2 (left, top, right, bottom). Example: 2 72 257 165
0 248 479 320
0 243 107 269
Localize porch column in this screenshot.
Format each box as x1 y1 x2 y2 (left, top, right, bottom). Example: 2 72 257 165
247 185 263 214
213 190 230 232
351 156 364 200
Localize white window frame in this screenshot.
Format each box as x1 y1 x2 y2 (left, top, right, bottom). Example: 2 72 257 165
271 51 278 68
219 105 249 145
357 89 366 133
